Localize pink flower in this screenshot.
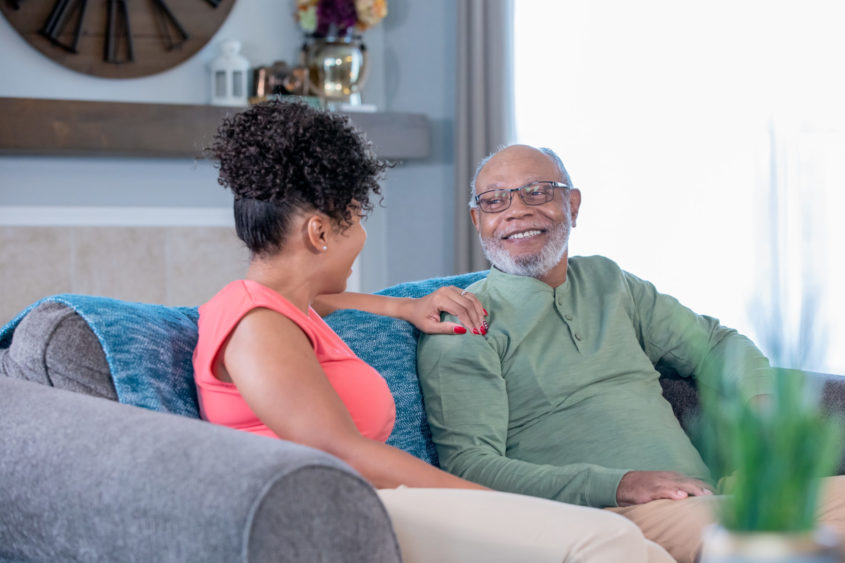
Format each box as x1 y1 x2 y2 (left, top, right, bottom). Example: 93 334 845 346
294 0 387 37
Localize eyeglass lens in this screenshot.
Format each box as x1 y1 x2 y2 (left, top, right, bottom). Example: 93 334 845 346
477 182 558 212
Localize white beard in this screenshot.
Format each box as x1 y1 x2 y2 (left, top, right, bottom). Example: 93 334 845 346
479 218 571 279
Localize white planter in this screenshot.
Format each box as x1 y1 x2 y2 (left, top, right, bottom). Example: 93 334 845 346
700 524 841 562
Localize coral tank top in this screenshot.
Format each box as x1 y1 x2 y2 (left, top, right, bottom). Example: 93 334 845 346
193 280 395 442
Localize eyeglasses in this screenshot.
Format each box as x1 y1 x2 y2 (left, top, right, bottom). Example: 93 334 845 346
473 181 570 213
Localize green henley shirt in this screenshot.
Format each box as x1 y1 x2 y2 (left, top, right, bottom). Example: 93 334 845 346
417 255 773 508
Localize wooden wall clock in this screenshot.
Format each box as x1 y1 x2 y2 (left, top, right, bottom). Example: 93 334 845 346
1 0 236 79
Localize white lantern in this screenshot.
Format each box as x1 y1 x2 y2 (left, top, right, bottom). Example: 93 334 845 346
209 39 249 107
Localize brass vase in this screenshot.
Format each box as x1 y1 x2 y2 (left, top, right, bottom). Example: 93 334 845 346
301 34 368 104
700 525 842 562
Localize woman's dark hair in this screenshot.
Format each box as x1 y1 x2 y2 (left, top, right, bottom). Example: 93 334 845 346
209 100 387 256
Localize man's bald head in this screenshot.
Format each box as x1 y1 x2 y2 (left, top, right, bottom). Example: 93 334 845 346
469 145 572 207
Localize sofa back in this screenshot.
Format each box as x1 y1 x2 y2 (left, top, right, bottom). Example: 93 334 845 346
5 277 845 475
0 273 491 465
0 271 710 467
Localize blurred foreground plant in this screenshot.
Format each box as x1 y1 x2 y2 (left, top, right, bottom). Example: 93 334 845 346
696 368 842 531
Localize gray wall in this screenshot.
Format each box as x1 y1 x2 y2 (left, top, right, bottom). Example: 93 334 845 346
378 1 458 287
0 0 458 292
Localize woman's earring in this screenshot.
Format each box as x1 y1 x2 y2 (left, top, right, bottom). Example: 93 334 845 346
322 246 328 251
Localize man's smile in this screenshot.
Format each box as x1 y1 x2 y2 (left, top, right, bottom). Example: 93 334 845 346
502 228 546 240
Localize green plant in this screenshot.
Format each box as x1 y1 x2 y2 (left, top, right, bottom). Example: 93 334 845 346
696 368 842 532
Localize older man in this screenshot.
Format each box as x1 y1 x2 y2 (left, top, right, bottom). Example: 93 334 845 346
417 145 845 562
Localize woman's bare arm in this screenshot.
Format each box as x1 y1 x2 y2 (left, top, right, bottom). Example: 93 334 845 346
313 286 488 335
220 307 488 490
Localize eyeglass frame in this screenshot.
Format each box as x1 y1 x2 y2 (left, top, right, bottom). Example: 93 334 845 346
471 180 571 213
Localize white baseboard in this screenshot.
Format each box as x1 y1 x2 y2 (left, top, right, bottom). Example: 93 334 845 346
0 206 234 226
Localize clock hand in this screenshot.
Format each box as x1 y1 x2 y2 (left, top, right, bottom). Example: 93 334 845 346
152 0 189 51
105 0 133 63
42 0 69 42
41 0 88 54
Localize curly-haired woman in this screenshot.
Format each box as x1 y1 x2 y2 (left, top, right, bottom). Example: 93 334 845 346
193 101 671 562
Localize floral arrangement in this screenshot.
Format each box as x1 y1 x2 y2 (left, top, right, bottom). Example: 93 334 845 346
295 0 388 37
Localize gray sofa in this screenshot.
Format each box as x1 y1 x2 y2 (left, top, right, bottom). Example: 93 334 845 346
0 302 400 563
2 272 845 562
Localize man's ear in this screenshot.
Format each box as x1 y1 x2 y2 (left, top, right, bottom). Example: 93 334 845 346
569 188 582 227
470 207 481 231
305 214 329 252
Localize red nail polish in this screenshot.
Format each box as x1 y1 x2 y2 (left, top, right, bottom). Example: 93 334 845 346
483 309 489 316
481 326 487 335
453 326 467 334
472 328 480 335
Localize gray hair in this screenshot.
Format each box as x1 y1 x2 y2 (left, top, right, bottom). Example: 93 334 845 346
467 146 573 208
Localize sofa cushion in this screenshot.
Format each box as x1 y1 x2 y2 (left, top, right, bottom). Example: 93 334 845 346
0 295 200 417
325 271 488 465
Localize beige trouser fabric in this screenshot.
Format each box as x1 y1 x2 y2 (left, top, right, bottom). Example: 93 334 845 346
377 487 673 563
607 475 845 563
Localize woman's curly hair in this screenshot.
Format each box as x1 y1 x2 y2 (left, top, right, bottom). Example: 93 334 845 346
210 100 387 255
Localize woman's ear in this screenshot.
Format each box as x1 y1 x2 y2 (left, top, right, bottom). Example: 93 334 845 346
305 214 329 253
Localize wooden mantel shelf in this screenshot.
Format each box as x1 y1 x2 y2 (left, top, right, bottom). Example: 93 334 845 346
0 97 430 160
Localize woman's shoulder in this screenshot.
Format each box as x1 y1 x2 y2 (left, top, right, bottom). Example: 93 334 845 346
201 280 305 319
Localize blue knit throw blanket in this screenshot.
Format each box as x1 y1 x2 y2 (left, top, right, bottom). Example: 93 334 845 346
0 271 487 464
0 294 201 417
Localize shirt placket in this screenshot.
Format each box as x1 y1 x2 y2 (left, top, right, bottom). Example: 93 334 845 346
553 287 583 352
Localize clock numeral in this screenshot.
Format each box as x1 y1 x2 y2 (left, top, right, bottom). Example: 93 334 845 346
105 0 133 63
41 0 89 53
152 0 189 51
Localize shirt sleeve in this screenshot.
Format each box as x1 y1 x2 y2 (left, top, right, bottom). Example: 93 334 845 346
417 329 629 508
622 270 773 400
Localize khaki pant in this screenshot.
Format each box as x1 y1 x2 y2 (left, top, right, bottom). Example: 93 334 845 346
378 487 673 562
607 475 845 563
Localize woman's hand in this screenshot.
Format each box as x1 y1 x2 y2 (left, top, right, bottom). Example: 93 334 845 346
398 286 488 335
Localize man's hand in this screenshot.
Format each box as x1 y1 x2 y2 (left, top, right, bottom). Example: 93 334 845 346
398 286 488 336
616 470 714 506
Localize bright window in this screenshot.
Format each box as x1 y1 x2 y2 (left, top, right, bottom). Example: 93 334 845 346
514 0 845 374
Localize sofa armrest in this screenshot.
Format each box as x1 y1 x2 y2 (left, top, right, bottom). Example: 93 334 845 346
0 301 116 399
0 377 400 563
659 366 845 475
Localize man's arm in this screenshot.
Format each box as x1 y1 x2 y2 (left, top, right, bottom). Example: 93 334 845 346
623 271 773 400
417 330 628 508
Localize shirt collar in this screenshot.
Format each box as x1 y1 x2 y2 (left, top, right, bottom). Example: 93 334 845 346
487 265 569 294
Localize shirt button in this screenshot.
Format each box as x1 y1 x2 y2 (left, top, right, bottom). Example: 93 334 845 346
574 333 583 341
565 314 574 321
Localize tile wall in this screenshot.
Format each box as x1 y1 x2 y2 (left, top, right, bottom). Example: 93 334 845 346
0 226 248 325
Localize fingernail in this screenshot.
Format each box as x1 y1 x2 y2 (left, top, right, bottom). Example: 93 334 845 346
472 328 480 335
453 326 467 334
483 308 489 316
481 326 487 335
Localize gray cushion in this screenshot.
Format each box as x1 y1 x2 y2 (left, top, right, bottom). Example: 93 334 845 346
0 377 401 563
0 301 115 400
